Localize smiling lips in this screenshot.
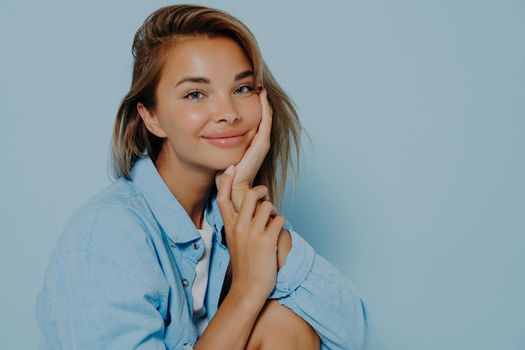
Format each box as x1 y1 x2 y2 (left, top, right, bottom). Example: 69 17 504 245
202 129 247 147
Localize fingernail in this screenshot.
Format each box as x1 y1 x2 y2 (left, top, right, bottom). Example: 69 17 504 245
225 165 234 174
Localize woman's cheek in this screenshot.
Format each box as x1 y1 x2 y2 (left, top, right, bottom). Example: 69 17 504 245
187 110 207 123
176 110 209 135
241 100 262 126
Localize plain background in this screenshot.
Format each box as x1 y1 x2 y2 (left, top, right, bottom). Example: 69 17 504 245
1 0 524 349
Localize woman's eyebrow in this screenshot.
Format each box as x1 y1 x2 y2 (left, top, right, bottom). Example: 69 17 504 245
175 70 254 87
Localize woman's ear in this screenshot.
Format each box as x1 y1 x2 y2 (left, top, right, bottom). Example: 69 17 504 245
137 102 167 138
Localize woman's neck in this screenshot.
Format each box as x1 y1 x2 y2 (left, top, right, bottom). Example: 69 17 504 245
154 144 215 230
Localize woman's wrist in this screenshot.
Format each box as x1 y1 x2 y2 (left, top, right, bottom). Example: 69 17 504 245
228 282 268 309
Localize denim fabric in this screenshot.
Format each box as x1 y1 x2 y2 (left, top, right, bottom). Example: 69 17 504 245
35 154 369 349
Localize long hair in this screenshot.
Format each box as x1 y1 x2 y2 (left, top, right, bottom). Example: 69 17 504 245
109 4 310 211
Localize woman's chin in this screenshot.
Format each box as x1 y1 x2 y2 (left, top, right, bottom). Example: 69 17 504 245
209 155 243 171
206 148 247 168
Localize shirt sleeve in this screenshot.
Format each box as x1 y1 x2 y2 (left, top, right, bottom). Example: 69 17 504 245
58 248 168 349
46 205 170 349
268 220 370 350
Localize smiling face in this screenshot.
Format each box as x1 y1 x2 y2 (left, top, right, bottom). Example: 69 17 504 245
137 35 262 173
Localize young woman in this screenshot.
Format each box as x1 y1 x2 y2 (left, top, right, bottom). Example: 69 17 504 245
35 4 369 350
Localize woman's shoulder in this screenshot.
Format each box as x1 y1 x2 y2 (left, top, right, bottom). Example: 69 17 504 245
55 178 155 256
39 179 169 312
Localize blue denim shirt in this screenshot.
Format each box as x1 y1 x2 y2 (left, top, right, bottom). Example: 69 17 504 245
35 154 369 350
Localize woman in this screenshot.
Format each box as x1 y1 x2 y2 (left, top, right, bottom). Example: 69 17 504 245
35 4 369 349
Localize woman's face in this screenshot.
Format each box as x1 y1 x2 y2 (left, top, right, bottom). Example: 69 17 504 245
139 35 262 172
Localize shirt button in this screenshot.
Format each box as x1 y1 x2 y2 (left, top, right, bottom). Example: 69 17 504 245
182 278 189 287
192 242 199 250
170 242 176 248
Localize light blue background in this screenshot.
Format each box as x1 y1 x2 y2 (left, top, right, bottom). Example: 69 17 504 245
1 1 524 349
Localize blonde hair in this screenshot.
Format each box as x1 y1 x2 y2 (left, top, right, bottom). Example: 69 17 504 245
109 4 310 211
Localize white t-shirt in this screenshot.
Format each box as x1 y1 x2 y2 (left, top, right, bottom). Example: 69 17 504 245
192 206 214 336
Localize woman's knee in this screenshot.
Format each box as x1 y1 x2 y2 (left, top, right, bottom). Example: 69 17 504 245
245 299 320 350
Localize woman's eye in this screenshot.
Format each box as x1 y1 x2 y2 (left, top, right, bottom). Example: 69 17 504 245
184 90 205 101
236 85 255 94
184 86 254 101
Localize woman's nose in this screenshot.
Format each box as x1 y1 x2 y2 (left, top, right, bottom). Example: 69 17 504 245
213 95 240 124
221 112 240 124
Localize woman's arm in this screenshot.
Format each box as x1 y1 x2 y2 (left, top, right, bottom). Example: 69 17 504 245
193 285 265 350
268 221 370 350
35 205 173 349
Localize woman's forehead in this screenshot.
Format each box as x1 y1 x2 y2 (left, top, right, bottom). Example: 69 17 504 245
162 36 253 84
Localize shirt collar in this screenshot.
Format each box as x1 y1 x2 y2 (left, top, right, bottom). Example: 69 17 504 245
130 153 225 245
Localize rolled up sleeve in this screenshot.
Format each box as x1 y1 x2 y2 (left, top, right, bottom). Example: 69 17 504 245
268 221 370 350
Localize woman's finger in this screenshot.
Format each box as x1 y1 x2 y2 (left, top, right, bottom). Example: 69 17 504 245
237 185 269 229
252 200 278 230
266 215 286 242
216 165 236 223
251 87 272 150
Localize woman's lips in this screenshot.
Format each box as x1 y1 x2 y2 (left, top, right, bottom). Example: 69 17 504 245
203 133 246 147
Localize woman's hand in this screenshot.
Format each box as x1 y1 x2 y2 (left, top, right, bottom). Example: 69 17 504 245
215 87 273 212
216 165 287 302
